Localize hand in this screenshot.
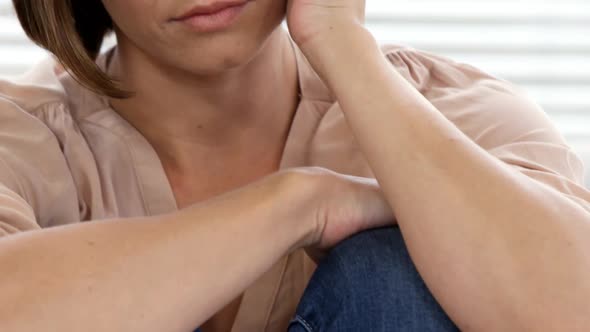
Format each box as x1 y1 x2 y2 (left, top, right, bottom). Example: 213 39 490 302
283 167 395 262
286 0 367 54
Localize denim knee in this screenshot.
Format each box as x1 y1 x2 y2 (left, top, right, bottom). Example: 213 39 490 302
289 227 458 332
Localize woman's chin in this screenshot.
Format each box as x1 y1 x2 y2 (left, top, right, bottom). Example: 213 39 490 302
167 41 265 76
176 53 250 77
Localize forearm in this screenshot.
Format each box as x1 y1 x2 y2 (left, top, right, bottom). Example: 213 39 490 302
0 172 312 331
308 29 590 330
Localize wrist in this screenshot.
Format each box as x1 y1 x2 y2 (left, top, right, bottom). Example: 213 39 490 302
296 26 381 84
274 168 331 251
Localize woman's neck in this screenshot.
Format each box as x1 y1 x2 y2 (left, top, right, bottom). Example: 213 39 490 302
108 28 300 172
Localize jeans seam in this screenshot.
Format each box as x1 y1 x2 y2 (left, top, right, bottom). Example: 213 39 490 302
292 314 314 332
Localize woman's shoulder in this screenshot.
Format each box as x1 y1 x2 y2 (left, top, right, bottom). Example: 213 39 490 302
0 55 108 120
0 70 80 229
0 56 112 164
0 57 73 150
0 57 69 113
0 57 90 171
0 58 109 228
303 43 585 187
379 44 502 90
298 43 518 104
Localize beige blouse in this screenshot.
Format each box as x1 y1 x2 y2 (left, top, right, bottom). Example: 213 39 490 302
1 42 589 331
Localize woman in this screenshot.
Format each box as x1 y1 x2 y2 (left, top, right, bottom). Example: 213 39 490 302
1 0 589 331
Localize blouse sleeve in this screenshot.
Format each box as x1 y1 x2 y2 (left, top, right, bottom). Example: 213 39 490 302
0 96 79 236
382 45 590 211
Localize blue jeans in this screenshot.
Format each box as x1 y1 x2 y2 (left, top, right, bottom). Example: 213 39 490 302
288 227 459 332
195 227 458 332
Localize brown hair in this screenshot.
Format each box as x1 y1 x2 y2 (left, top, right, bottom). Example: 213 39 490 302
12 0 129 98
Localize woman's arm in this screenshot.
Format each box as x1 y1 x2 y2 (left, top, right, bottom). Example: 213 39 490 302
0 171 313 332
303 29 590 331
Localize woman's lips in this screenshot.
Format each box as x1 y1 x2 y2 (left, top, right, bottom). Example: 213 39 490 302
174 1 249 33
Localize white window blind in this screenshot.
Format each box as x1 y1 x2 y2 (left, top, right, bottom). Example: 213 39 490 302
1 0 590 184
